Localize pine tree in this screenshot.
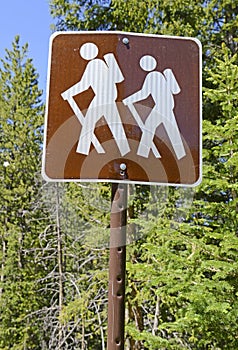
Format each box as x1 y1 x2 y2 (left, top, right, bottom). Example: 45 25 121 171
0 36 45 349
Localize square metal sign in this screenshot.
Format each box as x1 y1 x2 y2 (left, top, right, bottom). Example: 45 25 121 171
42 31 202 186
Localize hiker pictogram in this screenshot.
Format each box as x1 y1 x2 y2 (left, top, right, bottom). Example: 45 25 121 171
61 42 130 156
123 55 186 159
62 46 186 160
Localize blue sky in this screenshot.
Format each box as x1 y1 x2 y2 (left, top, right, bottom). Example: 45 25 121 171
0 0 54 94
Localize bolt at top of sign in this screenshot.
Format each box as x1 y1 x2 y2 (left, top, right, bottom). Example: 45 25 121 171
43 31 202 186
122 37 129 45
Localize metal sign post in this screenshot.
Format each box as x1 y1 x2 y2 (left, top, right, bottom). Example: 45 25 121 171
107 166 128 350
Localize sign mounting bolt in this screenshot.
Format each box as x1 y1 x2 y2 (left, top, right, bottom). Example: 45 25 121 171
122 37 129 45
120 163 127 171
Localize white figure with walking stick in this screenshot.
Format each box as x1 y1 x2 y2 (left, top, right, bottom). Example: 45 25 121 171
61 42 130 156
123 55 186 159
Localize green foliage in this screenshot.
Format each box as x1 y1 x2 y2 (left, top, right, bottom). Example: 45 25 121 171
123 35 238 347
49 0 208 37
0 36 45 349
126 213 238 348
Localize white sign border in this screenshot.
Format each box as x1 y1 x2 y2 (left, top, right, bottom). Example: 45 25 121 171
42 31 202 188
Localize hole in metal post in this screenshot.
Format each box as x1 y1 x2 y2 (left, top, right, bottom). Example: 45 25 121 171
117 275 122 282
115 338 121 345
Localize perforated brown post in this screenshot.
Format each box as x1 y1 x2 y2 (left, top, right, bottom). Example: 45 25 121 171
107 172 128 349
